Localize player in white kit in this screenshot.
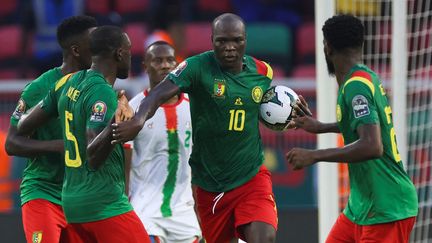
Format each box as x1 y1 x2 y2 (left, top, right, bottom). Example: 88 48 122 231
125 41 201 243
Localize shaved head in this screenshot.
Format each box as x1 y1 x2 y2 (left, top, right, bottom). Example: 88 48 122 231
212 13 245 35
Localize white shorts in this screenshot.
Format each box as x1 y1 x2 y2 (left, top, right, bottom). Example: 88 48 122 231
142 210 201 242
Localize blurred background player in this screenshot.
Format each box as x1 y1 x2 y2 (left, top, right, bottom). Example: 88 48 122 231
286 14 418 243
5 15 97 243
17 25 149 243
125 40 201 243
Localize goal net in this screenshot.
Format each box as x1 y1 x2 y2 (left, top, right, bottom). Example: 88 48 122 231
319 0 431 242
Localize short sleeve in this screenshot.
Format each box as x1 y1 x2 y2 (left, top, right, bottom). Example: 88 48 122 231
10 82 42 126
342 80 379 131
84 84 118 130
167 56 200 93
40 88 60 118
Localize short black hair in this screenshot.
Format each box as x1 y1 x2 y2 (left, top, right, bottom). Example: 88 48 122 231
90 25 125 56
144 41 174 61
57 15 97 49
145 41 173 53
322 14 364 51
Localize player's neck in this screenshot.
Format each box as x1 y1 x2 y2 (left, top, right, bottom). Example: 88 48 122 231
60 57 82 75
334 54 362 86
91 58 117 86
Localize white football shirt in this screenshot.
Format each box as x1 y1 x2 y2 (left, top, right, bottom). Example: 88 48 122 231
127 90 196 220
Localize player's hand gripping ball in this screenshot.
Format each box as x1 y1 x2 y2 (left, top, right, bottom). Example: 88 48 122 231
259 85 299 131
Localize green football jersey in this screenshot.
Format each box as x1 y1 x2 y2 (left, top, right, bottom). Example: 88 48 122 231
10 67 64 206
41 70 132 223
168 51 273 192
337 64 418 225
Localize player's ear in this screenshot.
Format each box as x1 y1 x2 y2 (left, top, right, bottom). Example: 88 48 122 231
115 48 123 62
70 44 80 57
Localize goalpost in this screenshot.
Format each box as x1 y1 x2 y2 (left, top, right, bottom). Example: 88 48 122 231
316 1 431 243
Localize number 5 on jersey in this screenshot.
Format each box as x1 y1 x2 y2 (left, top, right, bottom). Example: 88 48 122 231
65 111 82 167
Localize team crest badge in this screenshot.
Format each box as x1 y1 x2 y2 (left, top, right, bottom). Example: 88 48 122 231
32 231 42 243
12 99 26 120
171 61 187 77
90 101 107 122
252 86 263 103
213 79 226 98
336 104 342 122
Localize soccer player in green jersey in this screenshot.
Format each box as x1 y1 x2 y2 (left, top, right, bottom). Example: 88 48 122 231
286 15 418 243
18 26 150 243
5 15 97 243
111 13 294 243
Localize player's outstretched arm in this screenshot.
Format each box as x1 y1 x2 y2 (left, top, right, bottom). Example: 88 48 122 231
17 101 54 135
5 125 63 156
86 125 116 170
7 102 63 156
287 124 383 170
111 78 180 144
291 116 340 134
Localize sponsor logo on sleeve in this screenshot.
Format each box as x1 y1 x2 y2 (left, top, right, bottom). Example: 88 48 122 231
352 95 370 118
12 99 26 120
90 101 107 122
170 61 187 77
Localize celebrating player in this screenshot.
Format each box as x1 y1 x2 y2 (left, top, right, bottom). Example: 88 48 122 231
5 15 97 243
125 41 201 243
18 26 149 243
286 14 418 243
111 13 287 243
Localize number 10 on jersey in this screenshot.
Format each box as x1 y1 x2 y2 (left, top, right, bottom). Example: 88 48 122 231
228 109 245 131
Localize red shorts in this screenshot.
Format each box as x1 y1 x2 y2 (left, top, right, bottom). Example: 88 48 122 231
22 199 82 243
70 210 150 243
326 213 416 243
194 165 278 243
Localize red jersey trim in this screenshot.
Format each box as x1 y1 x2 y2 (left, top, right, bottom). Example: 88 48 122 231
252 57 273 80
123 143 132 149
252 57 268 77
350 70 372 83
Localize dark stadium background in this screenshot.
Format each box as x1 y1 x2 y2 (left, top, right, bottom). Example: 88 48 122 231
0 0 319 242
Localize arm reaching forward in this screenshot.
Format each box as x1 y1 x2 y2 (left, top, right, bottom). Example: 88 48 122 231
111 78 180 144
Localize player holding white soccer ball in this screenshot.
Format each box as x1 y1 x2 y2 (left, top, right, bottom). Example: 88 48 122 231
260 85 311 131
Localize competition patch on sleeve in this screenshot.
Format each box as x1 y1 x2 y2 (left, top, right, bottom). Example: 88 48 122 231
170 61 187 77
90 101 107 122
12 99 26 120
352 95 370 118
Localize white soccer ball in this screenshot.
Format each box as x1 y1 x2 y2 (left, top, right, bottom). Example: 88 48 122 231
259 85 299 131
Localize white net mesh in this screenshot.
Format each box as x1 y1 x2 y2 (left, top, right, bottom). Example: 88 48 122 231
406 0 432 242
335 0 432 242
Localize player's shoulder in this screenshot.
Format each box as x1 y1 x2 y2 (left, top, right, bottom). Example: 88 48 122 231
129 90 146 109
23 67 62 93
245 55 273 80
343 64 377 95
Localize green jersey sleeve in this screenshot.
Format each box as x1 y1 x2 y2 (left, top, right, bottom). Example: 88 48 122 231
84 84 118 130
40 88 60 118
10 81 44 126
167 56 201 93
342 80 379 131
